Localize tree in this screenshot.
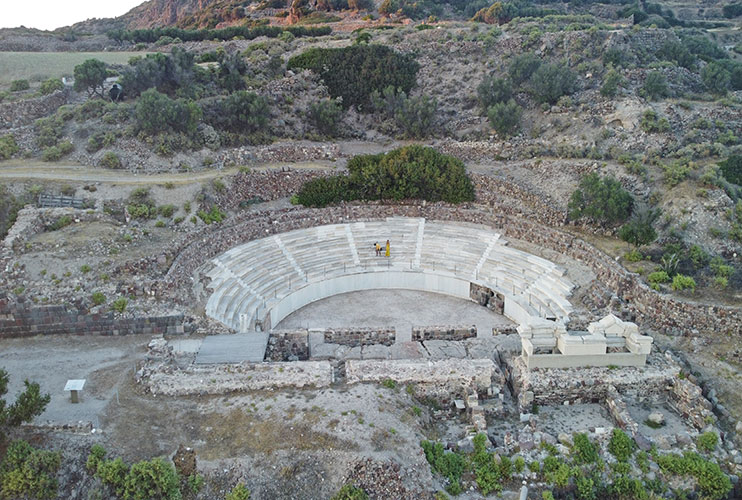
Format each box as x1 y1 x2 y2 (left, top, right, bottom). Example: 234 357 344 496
0 369 50 434
73 59 108 98
618 209 658 247
568 173 634 224
487 99 522 137
642 71 669 100
123 458 181 500
530 62 576 104
600 68 625 97
203 91 269 133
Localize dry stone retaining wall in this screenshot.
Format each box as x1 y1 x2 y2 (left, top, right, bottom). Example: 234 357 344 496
0 90 69 129
265 330 310 361
0 295 190 338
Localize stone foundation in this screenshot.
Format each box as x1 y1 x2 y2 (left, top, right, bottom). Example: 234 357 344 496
140 360 333 396
265 330 310 361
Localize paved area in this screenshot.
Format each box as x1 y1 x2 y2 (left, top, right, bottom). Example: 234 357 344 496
276 289 513 336
195 333 269 364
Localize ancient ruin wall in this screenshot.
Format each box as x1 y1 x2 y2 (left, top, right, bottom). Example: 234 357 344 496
411 325 477 342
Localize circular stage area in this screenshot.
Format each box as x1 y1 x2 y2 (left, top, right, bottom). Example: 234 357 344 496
275 289 514 334
203 217 575 332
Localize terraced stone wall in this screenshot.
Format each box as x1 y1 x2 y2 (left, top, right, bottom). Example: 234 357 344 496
0 90 69 129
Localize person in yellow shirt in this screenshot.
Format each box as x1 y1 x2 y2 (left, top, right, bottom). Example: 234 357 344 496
385 240 390 257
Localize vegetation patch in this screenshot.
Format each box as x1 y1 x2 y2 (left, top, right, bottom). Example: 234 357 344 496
295 145 474 207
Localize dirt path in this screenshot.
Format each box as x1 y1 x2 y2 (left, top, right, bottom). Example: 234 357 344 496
0 161 334 185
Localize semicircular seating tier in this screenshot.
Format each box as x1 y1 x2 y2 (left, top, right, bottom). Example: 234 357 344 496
203 217 575 332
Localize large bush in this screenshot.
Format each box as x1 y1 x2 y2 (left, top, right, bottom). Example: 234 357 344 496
309 98 344 136
287 44 419 110
720 154 742 185
643 71 669 100
568 173 634 224
134 89 201 136
508 53 541 85
487 99 522 137
0 440 61 499
530 62 576 104
477 76 512 112
202 91 269 133
120 49 199 97
371 86 437 138
0 134 19 160
295 145 474 207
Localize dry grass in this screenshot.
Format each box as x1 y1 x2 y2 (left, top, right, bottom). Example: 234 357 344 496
0 52 143 84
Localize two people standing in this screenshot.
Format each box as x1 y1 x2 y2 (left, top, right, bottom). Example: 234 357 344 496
374 240 391 257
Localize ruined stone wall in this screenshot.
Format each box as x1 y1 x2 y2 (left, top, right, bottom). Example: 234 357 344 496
411 325 476 342
0 90 69 129
153 203 742 337
511 354 678 409
324 327 396 346
0 295 190 338
265 330 309 361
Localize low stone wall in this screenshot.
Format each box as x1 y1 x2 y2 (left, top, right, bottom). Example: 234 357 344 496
511 353 679 410
3 206 103 252
0 295 190 338
154 203 742 337
265 330 309 361
0 90 69 129
324 327 395 346
141 360 333 396
411 325 476 342
346 358 499 400
669 377 714 430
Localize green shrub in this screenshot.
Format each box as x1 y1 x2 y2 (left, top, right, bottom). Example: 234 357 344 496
710 256 733 278
97 457 129 497
295 146 474 207
508 53 541 85
309 99 344 136
689 245 709 269
35 115 65 148
123 458 181 500
671 274 696 292
487 99 523 137
287 45 419 110
202 91 269 133
421 440 466 495
80 264 91 273
702 62 731 95
618 209 658 247
477 76 513 111
86 444 106 472
640 110 670 133
0 440 61 499
39 78 64 95
100 152 122 169
601 68 625 97
9 79 30 92
41 141 74 162
0 134 19 160
91 292 106 306
158 205 176 218
643 71 669 100
697 431 718 452
572 433 599 464
648 270 670 285
197 206 227 224
112 297 128 313
719 154 742 185
568 173 634 224
226 483 251 500
656 452 731 500
530 62 576 104
135 88 201 136
370 86 437 138
330 483 368 500
608 428 635 462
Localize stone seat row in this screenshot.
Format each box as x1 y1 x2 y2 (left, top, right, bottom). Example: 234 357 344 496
204 219 576 331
